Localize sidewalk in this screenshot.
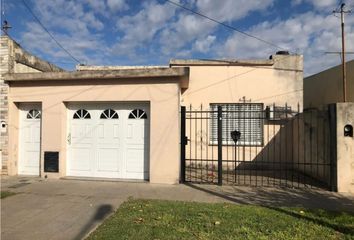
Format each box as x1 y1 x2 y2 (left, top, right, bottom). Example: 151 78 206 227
1 176 353 240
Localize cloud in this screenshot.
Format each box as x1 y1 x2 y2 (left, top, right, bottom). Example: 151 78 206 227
107 0 129 12
305 0 337 9
195 0 274 22
112 1 177 57
193 35 216 53
217 11 354 75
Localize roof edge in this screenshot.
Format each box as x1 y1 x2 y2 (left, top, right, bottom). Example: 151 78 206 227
169 59 274 66
4 67 189 82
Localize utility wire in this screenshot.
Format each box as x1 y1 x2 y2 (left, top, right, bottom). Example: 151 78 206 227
166 0 291 53
21 0 81 64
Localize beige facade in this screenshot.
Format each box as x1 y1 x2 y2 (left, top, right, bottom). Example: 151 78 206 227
0 36 62 175
304 60 354 109
6 68 187 184
4 53 304 184
173 54 303 110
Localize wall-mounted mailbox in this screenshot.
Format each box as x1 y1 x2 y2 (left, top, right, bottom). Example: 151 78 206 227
231 130 241 144
344 124 353 137
44 152 59 172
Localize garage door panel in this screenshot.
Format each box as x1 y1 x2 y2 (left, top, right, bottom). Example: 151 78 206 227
97 148 120 172
71 123 94 142
70 147 92 171
126 122 146 144
126 148 147 172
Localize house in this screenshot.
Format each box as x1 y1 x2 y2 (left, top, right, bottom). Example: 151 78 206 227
304 60 354 109
0 36 63 175
3 51 303 184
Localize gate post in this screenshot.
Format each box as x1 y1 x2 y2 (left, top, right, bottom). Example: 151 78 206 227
217 106 223 186
180 106 186 183
328 104 338 191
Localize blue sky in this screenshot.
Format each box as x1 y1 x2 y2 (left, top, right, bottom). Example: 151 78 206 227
2 0 354 75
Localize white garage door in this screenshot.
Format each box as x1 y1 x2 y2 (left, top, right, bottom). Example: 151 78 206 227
67 103 149 180
19 103 41 175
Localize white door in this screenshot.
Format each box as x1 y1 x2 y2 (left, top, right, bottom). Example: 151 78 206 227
19 103 41 175
67 103 149 180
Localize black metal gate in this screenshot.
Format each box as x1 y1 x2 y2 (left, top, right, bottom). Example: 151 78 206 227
180 104 336 190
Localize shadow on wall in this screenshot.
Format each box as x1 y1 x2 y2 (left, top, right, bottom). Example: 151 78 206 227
75 204 113 240
226 108 332 188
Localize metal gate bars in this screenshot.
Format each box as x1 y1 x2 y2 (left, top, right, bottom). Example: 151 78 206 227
180 104 335 190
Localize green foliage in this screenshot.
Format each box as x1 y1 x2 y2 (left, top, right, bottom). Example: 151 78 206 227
87 199 354 240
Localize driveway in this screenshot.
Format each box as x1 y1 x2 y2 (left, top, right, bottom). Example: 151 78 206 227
1 176 353 240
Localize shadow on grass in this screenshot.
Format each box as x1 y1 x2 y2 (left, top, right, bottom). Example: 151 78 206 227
184 183 354 235
76 204 113 240
267 206 354 235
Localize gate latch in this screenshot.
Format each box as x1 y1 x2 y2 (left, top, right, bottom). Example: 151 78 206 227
183 136 189 145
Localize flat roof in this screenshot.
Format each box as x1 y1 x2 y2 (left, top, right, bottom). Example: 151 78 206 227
169 58 274 66
4 67 189 82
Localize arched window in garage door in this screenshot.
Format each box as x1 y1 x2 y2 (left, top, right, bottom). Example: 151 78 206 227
100 109 119 119
73 109 91 119
128 109 147 119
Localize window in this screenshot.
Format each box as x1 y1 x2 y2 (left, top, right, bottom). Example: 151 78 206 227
128 109 147 119
210 103 263 145
73 109 91 119
100 109 119 119
27 109 41 119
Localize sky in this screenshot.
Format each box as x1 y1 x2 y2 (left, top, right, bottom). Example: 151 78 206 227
1 0 354 76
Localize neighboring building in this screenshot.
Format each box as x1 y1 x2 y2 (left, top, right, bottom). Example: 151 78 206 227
304 60 354 109
0 35 63 174
3 52 303 184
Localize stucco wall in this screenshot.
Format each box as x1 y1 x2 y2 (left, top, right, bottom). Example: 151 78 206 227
304 60 354 109
8 79 181 184
336 102 354 193
181 55 303 111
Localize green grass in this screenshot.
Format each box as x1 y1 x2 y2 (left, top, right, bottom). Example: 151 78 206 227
87 199 354 240
0 191 16 199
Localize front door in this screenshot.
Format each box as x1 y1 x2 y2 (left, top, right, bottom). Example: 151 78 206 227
18 103 41 175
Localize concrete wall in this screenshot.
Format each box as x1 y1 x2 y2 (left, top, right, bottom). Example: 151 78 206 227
292 107 332 187
336 102 354 193
304 60 354 109
7 78 181 184
0 36 62 175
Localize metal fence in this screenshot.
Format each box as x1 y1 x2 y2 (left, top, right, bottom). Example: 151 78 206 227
180 104 335 190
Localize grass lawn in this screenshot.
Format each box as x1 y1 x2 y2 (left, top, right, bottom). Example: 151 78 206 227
0 191 16 199
87 199 354 240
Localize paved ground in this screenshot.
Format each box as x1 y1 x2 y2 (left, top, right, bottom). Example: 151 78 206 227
1 176 353 240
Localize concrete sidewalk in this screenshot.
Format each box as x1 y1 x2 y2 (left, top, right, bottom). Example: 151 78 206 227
1 176 353 240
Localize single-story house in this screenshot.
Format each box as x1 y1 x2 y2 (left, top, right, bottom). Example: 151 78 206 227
4 53 303 184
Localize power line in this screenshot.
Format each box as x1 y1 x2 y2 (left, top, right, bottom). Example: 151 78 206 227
166 0 291 53
21 0 81 64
